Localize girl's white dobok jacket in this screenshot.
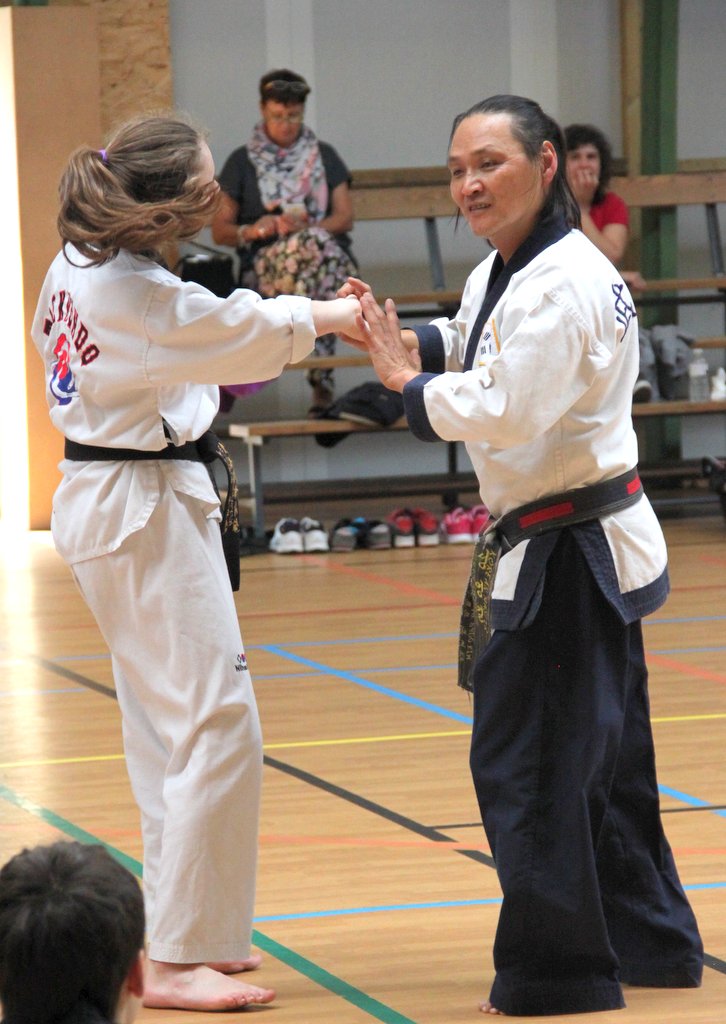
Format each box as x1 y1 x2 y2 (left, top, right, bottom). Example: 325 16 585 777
32 246 316 563
404 220 669 629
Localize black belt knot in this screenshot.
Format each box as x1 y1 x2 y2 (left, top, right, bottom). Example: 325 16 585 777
458 467 643 692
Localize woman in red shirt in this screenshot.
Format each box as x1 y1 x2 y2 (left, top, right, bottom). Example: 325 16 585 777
564 123 645 290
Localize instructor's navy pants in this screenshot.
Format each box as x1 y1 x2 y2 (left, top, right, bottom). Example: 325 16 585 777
469 530 703 1016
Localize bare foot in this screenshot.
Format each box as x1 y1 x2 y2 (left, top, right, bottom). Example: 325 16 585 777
143 960 275 1010
207 953 262 974
479 1001 505 1015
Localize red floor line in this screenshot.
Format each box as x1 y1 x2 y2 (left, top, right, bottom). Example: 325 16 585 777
304 556 462 603
648 652 726 685
242 600 456 620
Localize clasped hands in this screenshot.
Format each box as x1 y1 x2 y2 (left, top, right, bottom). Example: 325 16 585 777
252 208 309 240
337 277 421 393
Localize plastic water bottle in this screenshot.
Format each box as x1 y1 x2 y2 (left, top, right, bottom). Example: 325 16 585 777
711 366 726 400
688 349 710 402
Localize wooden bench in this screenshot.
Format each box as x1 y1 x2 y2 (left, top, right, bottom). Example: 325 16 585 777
350 166 726 319
222 348 724 536
224 415 407 535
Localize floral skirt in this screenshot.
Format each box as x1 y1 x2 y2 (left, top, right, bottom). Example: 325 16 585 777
256 226 356 386
224 227 356 408
252 226 356 303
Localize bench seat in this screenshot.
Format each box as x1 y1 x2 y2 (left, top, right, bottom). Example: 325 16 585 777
223 399 726 535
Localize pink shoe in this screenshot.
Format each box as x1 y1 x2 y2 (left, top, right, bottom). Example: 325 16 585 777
441 507 474 544
470 504 492 536
411 507 440 546
386 508 416 548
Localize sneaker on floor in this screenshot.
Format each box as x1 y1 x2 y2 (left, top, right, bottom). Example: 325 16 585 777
300 516 330 553
470 504 492 537
329 518 359 552
362 519 392 550
346 516 392 550
386 508 416 548
411 507 440 546
269 517 303 554
441 507 474 544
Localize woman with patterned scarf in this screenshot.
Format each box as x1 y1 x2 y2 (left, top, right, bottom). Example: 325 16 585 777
213 68 357 415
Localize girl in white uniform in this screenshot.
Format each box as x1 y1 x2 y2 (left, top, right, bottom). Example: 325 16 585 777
31 114 363 1012
342 95 703 1016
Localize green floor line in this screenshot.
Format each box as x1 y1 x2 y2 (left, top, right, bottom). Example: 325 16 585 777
0 782 417 1024
252 928 417 1024
0 783 141 876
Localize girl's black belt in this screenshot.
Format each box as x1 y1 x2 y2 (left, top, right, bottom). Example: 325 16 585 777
63 431 241 591
64 435 216 464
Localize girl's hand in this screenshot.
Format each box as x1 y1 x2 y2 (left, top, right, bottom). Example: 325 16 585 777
311 297 366 344
337 276 374 300
336 279 375 349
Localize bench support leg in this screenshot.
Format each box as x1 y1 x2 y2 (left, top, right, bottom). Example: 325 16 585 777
705 203 726 333
425 216 446 291
245 440 266 538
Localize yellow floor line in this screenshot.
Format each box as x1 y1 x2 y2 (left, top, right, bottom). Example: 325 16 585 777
0 754 126 769
1 714 724 770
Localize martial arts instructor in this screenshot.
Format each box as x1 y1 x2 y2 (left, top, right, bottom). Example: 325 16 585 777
341 94 703 1017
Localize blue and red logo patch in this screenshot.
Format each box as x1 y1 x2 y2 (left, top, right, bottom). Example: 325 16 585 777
50 332 77 405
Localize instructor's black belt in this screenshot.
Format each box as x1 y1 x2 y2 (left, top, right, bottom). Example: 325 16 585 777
458 467 643 692
497 466 642 549
64 431 241 591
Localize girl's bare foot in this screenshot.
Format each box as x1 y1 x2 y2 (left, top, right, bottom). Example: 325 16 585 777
143 960 275 1010
479 1001 505 1014
207 953 262 974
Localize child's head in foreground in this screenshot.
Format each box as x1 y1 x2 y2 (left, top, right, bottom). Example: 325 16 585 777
0 840 145 1024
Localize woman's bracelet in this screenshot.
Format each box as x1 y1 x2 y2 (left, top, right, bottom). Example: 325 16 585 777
236 225 249 247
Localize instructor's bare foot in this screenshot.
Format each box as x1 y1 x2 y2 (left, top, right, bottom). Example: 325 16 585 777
207 953 262 974
143 961 275 1010
479 1001 505 1015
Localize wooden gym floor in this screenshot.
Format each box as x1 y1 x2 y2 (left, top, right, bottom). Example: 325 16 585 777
0 509 724 1023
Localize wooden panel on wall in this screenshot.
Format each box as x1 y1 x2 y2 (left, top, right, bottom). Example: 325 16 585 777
1 1 173 530
0 7 101 529
48 0 173 134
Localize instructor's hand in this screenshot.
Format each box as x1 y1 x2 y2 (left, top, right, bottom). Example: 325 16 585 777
359 293 421 392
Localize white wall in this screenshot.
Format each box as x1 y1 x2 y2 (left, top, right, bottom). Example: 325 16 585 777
676 0 726 348
555 0 622 147
678 0 726 161
169 0 626 296
168 0 725 491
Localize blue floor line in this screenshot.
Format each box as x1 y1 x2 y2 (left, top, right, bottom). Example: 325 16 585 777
262 647 726 820
258 884 726 924
262 644 473 724
658 783 726 819
651 645 726 654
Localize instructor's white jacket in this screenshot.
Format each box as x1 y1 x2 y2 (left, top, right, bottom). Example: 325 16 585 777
404 219 668 628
